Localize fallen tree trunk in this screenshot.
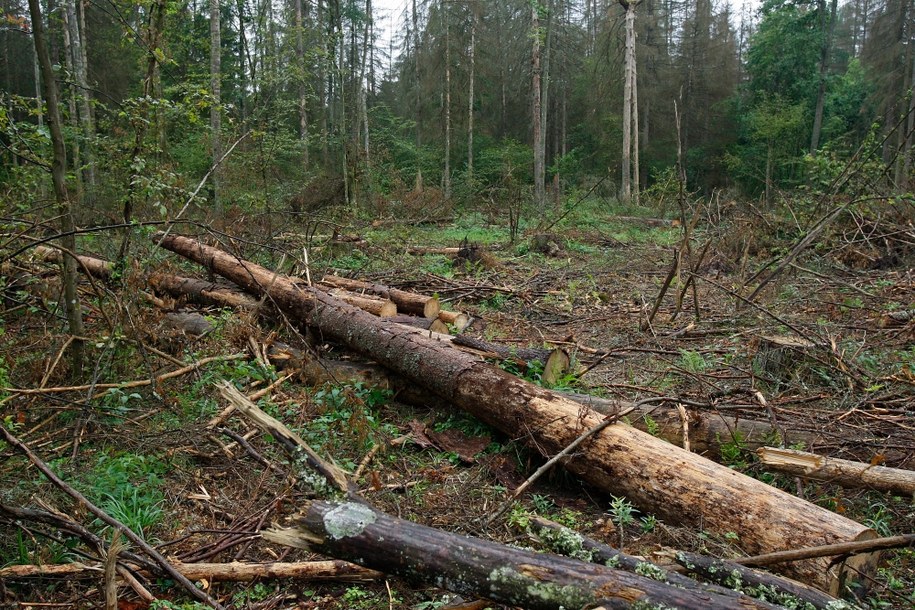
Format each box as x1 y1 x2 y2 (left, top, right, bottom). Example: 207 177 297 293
530 516 841 610
564 392 826 459
265 501 778 610
325 288 397 317
149 273 261 310
756 447 915 496
387 314 450 334
154 233 879 592
33 244 113 280
321 275 440 318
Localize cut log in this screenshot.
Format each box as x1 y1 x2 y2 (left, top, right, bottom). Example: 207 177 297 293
438 309 471 331
154 233 879 592
756 446 915 496
264 501 777 610
33 244 113 280
406 246 462 255
387 314 450 334
321 275 440 319
326 288 397 317
452 334 556 363
150 273 261 310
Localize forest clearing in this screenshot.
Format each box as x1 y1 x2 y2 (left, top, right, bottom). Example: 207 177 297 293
2 0 915 607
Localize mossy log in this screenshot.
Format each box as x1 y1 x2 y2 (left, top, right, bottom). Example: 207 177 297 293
153 233 879 592
264 501 779 610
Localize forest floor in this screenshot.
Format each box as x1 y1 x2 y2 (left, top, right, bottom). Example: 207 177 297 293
1 198 914 609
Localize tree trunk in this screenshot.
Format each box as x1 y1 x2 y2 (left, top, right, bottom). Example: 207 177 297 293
443 10 451 197
413 0 423 191
295 0 308 169
210 0 222 217
153 234 880 593
810 0 838 156
28 0 84 376
620 0 635 205
64 0 95 192
531 1 545 207
467 4 475 183
60 6 82 201
540 0 551 208
265 501 775 610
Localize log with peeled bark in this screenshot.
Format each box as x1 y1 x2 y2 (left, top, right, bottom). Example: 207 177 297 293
387 314 450 334
320 275 440 318
756 446 915 496
153 233 879 592
0 560 381 583
264 501 780 610
33 244 113 280
325 288 397 317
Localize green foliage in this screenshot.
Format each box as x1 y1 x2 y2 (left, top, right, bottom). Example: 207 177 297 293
719 431 748 469
677 349 709 374
83 452 168 541
607 494 637 528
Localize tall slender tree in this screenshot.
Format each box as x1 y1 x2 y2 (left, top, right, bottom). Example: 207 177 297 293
210 0 222 216
27 0 85 375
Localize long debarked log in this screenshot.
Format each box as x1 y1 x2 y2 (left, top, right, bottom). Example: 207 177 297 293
757 446 915 496
321 275 440 318
0 560 381 583
264 501 780 610
153 233 878 592
33 244 114 280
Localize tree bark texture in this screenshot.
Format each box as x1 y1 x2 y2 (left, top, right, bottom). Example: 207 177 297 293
265 501 777 610
153 234 878 592
210 0 222 216
531 1 545 206
28 0 84 376
320 275 440 318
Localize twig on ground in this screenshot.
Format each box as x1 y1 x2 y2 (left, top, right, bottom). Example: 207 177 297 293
735 534 915 567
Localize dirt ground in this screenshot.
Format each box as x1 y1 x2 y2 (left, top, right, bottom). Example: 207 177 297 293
1 202 914 609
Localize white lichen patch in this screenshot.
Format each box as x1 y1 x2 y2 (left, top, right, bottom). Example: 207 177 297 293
323 502 377 539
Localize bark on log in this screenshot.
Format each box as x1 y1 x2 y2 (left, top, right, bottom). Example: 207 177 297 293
756 447 915 496
264 501 779 610
452 334 557 363
530 516 841 610
326 288 397 317
438 309 471 331
149 273 261 310
563 392 825 459
153 233 879 592
33 244 113 280
667 551 842 610
321 275 440 318
387 314 451 334
406 246 462 255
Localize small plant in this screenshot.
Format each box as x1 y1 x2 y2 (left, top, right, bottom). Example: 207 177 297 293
507 503 531 529
640 514 658 533
643 415 660 437
531 494 555 514
718 431 748 469
678 349 708 374
608 495 637 528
